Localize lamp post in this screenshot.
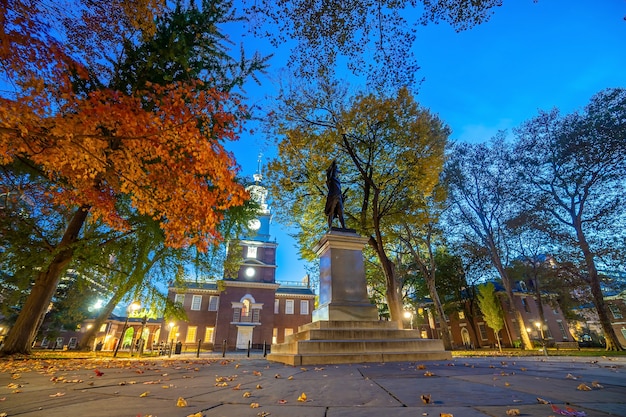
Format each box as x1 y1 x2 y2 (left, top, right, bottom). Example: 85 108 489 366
168 322 175 357
113 302 140 358
535 321 547 356
404 311 413 330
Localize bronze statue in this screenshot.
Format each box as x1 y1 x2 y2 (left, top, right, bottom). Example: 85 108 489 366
324 160 346 229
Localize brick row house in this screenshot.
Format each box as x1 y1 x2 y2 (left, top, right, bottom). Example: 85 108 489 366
425 280 574 349
160 174 315 352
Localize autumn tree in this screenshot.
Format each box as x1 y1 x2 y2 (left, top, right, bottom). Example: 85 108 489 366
444 137 534 350
477 282 504 352
513 88 626 351
395 186 453 349
0 0 265 355
266 81 449 324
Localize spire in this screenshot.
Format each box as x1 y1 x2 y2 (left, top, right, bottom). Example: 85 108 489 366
253 153 263 183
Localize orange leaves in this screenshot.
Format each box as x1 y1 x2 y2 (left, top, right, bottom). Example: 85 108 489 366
1 73 248 251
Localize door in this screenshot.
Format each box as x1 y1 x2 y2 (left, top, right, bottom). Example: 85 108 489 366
236 326 253 349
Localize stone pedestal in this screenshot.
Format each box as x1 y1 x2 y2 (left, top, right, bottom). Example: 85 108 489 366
312 230 378 322
267 229 451 366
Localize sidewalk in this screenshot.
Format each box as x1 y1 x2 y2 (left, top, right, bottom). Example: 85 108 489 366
1 354 624 417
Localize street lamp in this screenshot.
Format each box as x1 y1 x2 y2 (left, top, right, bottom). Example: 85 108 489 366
113 302 140 357
535 321 547 357
404 311 413 330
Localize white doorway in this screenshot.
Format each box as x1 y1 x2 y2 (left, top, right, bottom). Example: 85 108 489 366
236 326 253 349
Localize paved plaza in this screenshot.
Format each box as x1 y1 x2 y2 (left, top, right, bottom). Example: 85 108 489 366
1 354 624 417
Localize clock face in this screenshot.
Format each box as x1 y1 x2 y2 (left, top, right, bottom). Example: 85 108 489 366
248 218 261 231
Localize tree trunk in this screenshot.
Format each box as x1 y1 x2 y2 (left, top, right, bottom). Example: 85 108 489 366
78 295 119 351
495 329 502 352
574 222 623 350
426 276 453 350
1 205 90 355
368 236 403 328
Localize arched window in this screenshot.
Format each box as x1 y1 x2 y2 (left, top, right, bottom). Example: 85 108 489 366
242 299 251 317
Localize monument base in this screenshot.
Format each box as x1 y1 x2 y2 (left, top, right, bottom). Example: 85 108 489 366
267 320 451 366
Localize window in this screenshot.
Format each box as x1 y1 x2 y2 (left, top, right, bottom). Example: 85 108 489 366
208 295 219 311
252 308 260 323
174 294 185 305
68 337 78 349
478 323 488 340
284 328 294 338
99 323 107 332
300 300 309 315
233 307 241 322
458 311 465 320
521 298 530 313
247 246 257 259
272 328 278 344
557 320 568 339
186 326 197 343
285 299 294 315
204 327 215 343
274 299 279 314
242 299 251 317
191 295 202 311
41 337 49 348
609 304 623 319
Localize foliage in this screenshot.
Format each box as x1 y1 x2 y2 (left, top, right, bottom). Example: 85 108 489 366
266 81 449 322
242 0 503 89
512 88 626 351
477 282 504 351
0 0 266 355
444 136 533 349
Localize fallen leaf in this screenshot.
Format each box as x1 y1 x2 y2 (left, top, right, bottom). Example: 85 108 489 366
256 384 263 389
287 375 294 380
177 397 188 407
49 392 66 397
439 413 454 417
278 399 287 404
232 383 241 390
186 413 202 417
253 371 262 376
421 394 431 404
506 409 520 416
505 382 511 387
417 364 426 370
591 381 603 388
94 369 104 377
250 402 260 408
140 391 150 397
576 383 592 391
257 412 271 417
566 373 577 380
243 391 251 398
274 374 281 378
536 397 550 404
297 392 307 402
424 371 434 377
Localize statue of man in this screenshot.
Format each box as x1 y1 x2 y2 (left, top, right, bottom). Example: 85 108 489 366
324 160 346 229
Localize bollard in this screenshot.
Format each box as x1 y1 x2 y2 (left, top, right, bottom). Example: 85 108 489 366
169 339 173 357
196 339 202 358
247 340 251 357
222 340 227 357
263 340 267 357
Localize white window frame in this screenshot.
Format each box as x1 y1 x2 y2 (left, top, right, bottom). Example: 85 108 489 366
300 300 309 315
208 295 219 311
174 294 185 305
609 304 623 319
247 246 257 259
191 295 202 311
285 299 294 315
274 299 279 314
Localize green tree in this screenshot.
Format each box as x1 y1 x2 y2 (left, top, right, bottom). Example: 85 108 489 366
444 137 534 350
266 82 449 324
477 282 504 352
0 0 265 355
513 88 626 351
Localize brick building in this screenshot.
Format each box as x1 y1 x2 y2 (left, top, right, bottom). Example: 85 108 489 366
160 174 315 352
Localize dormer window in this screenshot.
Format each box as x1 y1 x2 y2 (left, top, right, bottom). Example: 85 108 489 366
247 246 257 259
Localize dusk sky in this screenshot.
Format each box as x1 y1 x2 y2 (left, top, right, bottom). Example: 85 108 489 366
227 1 626 284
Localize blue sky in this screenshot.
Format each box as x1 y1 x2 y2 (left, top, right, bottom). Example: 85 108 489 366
227 1 626 283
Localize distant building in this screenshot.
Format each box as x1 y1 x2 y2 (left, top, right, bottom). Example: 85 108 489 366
426 279 574 349
159 171 315 352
